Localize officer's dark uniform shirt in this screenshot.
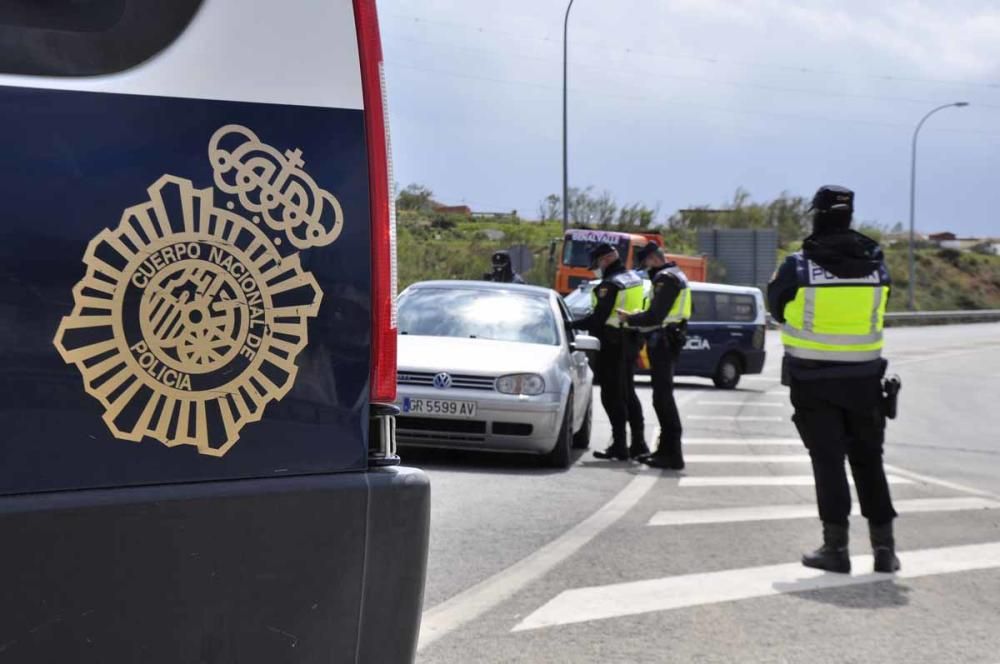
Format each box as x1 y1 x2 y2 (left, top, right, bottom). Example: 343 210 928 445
768 229 890 381
626 262 682 329
572 259 628 339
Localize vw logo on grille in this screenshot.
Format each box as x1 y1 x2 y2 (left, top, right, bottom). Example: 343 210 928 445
432 372 452 389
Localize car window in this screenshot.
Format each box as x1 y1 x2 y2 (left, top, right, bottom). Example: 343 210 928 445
690 291 716 322
714 293 757 322
399 288 560 346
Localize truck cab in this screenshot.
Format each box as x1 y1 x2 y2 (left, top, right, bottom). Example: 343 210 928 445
554 228 708 295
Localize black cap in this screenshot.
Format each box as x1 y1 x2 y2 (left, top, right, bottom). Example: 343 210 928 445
491 250 510 264
810 185 854 213
588 242 616 269
634 242 663 264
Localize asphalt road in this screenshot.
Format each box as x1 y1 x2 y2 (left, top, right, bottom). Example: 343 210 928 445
407 323 1000 664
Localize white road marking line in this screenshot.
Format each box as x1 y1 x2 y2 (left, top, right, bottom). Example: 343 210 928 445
686 415 786 422
695 401 787 408
678 475 914 487
684 454 811 464
685 438 801 446
512 541 1000 632
416 394 715 650
884 464 1000 501
648 497 1000 527
741 375 780 381
417 474 659 651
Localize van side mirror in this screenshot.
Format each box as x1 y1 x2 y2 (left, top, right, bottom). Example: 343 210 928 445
571 335 600 352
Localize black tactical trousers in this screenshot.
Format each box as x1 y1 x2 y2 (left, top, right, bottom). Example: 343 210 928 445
624 332 645 445
648 335 683 459
790 374 897 526
596 336 629 450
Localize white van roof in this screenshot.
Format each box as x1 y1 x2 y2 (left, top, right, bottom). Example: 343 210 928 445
689 281 764 296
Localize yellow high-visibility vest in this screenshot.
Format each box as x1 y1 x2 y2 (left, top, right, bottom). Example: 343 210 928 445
661 266 691 325
592 271 645 328
631 266 691 332
781 255 889 362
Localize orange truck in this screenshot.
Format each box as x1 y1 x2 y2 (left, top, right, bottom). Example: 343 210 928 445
554 228 708 295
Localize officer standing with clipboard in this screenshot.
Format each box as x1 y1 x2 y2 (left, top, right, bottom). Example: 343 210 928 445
618 242 690 470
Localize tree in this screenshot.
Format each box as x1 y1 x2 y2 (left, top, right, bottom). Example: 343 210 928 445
538 194 560 222
538 187 659 230
666 188 810 246
396 183 435 212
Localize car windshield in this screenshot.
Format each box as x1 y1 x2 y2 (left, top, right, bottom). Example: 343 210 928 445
562 235 631 268
398 287 560 346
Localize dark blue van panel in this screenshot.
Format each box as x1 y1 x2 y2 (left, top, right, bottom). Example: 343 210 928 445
0 86 373 494
677 323 765 377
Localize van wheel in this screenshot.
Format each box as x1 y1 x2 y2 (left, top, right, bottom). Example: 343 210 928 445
572 396 592 450
713 353 742 389
544 394 574 468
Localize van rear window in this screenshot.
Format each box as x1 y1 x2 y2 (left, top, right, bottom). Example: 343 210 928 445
0 0 202 76
691 291 757 323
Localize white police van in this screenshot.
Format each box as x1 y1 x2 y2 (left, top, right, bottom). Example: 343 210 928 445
677 282 767 389
564 279 767 389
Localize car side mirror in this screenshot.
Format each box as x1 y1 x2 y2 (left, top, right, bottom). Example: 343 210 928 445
571 335 600 352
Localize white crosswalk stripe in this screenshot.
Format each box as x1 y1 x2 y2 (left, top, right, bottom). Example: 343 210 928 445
686 415 786 422
678 475 914 487
510 424 996 640
683 454 810 464
512 542 1000 632
648 497 1000 526
695 401 788 408
685 438 801 446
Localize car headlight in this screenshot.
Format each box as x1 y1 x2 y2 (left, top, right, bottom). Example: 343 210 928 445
495 373 545 396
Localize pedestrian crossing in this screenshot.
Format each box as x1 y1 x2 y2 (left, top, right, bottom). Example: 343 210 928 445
678 474 914 487
648 497 1000 527
513 542 1000 632
512 432 1000 634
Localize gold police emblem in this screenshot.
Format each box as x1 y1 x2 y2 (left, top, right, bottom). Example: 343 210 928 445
54 125 343 457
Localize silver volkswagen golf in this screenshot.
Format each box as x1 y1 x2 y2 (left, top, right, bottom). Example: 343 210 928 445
395 281 599 468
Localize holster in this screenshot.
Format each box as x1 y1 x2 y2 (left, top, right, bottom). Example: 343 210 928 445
881 374 901 420
666 323 687 359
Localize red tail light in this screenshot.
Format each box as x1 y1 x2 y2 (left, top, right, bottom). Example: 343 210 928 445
354 0 397 403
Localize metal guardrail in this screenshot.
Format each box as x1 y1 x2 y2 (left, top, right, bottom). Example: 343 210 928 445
884 309 1000 325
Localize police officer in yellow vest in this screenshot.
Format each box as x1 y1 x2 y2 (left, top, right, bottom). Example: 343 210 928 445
572 243 646 460
619 242 691 469
768 185 900 575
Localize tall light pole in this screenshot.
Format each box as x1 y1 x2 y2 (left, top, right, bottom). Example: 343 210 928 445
907 101 969 310
562 0 575 233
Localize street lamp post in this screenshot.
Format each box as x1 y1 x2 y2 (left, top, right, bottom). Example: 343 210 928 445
562 0 575 234
907 101 969 311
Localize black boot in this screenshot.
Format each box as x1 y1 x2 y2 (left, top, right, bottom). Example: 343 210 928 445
629 437 650 459
639 436 684 470
593 444 629 461
870 522 901 573
802 522 851 574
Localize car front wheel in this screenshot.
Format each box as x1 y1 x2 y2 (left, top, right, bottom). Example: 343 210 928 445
572 395 591 449
543 393 574 469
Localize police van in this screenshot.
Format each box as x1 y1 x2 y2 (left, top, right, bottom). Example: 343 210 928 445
676 282 767 389
565 279 766 389
0 2 428 662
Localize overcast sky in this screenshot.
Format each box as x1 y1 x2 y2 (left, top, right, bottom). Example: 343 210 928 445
380 0 1000 236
